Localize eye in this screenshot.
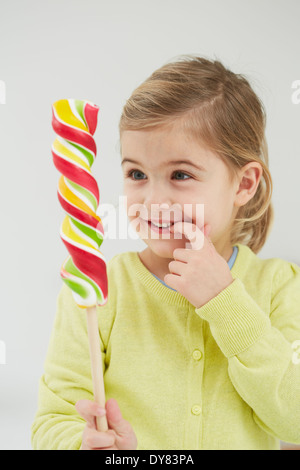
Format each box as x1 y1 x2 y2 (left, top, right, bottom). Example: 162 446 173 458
126 169 146 180
173 171 191 180
125 169 191 181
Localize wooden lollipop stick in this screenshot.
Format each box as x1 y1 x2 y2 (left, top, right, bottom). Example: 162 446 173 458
86 306 108 432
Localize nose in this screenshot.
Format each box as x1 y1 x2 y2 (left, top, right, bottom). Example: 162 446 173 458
137 183 182 221
143 185 173 215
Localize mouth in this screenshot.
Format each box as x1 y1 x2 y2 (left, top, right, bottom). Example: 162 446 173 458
140 218 176 235
149 220 175 227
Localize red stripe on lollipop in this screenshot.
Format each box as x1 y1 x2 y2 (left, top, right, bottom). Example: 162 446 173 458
52 150 100 204
84 102 99 135
52 110 97 155
57 192 101 229
61 239 108 301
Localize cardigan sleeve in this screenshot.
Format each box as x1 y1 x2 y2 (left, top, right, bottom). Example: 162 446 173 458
195 262 300 444
31 284 112 450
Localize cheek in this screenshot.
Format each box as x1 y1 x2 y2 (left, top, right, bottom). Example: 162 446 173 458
186 204 205 229
207 191 236 229
125 197 149 222
201 183 234 216
123 185 145 209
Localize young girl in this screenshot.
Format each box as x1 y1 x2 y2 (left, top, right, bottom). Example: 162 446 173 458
32 56 300 450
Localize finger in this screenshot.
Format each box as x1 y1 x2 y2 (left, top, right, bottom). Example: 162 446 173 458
203 224 214 248
203 224 211 238
106 399 132 437
170 222 205 250
173 248 189 262
164 272 181 291
75 400 106 429
168 260 186 275
85 428 116 449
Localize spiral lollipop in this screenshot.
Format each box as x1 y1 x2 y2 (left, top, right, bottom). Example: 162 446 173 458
52 99 108 431
52 99 107 308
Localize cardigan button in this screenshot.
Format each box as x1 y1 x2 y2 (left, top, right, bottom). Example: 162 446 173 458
192 349 202 361
191 405 202 415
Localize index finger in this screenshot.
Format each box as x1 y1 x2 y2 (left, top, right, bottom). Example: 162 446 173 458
170 222 207 250
75 399 106 429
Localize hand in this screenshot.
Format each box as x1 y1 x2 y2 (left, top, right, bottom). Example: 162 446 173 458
76 398 138 450
164 223 234 308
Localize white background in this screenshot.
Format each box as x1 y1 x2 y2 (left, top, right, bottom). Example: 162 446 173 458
0 0 299 450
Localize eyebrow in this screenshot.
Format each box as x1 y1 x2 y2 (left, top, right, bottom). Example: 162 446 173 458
121 158 206 172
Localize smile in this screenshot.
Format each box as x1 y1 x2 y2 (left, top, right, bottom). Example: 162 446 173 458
139 218 175 234
150 221 174 228
148 220 174 234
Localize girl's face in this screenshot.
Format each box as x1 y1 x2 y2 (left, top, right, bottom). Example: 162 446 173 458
121 120 240 260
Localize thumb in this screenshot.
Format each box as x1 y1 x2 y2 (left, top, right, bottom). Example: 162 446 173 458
106 398 130 436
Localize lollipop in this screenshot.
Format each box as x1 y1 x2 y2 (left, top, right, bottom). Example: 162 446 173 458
52 99 108 431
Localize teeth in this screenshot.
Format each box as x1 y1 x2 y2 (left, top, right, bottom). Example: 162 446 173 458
151 222 173 228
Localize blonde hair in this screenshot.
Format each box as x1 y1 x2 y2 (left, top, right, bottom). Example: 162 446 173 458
119 55 274 253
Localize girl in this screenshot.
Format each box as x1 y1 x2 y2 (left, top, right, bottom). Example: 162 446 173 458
32 56 300 450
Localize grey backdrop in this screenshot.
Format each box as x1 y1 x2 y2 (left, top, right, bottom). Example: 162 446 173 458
0 0 299 450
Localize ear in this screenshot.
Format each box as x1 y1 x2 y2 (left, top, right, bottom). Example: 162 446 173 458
234 162 263 208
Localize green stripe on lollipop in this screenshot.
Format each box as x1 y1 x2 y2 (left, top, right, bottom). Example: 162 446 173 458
75 100 87 128
70 217 104 247
65 178 98 212
66 142 95 167
63 256 103 302
63 278 89 299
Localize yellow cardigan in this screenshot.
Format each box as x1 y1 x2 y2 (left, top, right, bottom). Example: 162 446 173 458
31 243 300 450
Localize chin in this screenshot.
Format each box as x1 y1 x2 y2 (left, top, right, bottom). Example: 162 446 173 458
146 243 175 259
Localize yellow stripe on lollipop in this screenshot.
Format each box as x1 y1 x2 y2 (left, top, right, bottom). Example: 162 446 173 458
53 139 91 173
58 176 100 222
53 99 88 132
61 217 96 250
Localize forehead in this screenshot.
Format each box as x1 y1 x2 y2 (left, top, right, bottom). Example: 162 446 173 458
120 124 216 169
121 122 192 148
